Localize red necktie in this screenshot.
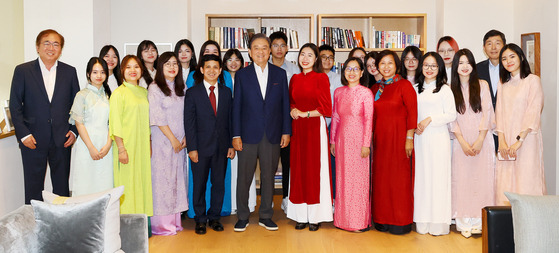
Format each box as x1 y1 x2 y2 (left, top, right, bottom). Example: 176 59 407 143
209 86 216 115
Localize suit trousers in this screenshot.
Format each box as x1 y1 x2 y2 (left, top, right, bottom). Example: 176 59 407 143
20 136 71 204
280 144 290 198
236 135 280 220
191 151 228 223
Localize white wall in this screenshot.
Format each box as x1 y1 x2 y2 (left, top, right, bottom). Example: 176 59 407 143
513 0 558 194
110 0 189 58
0 0 24 218
23 0 96 88
443 0 514 62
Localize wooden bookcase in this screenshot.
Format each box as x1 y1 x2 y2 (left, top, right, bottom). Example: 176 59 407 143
205 14 315 52
317 13 426 63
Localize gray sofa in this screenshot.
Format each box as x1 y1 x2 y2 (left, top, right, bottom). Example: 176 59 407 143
0 205 148 253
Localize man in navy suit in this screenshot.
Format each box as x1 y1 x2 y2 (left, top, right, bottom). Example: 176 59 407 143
184 54 235 235
232 33 291 232
477 29 506 152
10 29 80 204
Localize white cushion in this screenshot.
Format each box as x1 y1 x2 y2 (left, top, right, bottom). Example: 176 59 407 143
42 186 124 253
505 192 559 253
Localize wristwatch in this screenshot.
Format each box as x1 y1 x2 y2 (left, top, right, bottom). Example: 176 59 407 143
516 135 524 142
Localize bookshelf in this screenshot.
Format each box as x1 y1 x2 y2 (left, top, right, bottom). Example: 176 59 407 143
317 13 427 62
205 14 314 52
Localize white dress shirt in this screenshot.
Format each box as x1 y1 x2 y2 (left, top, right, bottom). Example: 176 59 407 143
254 63 269 99
489 61 500 96
38 57 58 102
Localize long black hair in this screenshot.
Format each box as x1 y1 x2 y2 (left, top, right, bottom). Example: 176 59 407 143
499 43 531 83
341 57 368 87
154 52 185 97
193 40 225 85
450 49 481 114
364 51 379 87
99 45 121 87
194 54 223 84
417 52 447 94
400 45 423 82
86 57 111 97
174 39 197 73
136 40 158 85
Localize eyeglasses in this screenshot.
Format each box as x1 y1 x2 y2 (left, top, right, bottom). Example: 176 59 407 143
404 58 418 63
437 49 454 54
272 44 287 49
321 55 334 61
42 41 61 48
422 64 439 70
345 67 361 73
164 62 179 68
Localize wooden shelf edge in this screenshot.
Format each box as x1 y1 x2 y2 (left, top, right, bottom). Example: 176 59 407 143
329 48 427 52
206 14 314 19
317 13 427 18
0 130 15 140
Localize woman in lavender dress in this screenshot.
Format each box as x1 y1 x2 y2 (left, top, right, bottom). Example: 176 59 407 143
148 52 188 235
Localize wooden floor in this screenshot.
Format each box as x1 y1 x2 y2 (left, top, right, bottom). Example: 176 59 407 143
149 195 481 253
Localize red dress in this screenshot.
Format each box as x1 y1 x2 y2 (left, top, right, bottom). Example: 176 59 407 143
370 78 417 226
289 71 332 204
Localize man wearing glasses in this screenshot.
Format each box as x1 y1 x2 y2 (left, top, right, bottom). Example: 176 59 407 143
10 29 80 204
268 31 300 211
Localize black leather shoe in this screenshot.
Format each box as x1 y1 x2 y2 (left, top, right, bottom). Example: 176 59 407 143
295 222 307 230
195 222 206 235
209 220 224 232
309 223 320 231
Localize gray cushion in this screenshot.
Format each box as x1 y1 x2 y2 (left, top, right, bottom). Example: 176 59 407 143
31 194 110 253
0 205 37 253
505 192 559 253
43 186 124 253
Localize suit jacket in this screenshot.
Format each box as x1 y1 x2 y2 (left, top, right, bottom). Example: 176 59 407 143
184 82 233 157
232 63 291 145
9 59 80 149
477 59 497 109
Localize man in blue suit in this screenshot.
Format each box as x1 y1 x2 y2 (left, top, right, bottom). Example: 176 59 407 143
185 54 235 235
10 29 80 204
232 33 291 232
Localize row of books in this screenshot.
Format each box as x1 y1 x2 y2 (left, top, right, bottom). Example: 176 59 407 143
209 27 255 49
371 27 421 49
261 27 300 49
208 26 301 50
320 27 365 49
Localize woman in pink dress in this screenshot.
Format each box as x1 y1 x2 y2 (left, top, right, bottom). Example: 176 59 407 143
287 43 333 231
330 57 374 232
449 49 495 238
495 43 546 205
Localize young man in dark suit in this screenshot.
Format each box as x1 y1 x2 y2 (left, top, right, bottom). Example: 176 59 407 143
477 29 506 152
184 54 235 235
232 33 291 232
10 29 80 204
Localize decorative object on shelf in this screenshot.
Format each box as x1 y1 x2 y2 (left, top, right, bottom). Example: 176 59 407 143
3 107 14 132
521 32 540 76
